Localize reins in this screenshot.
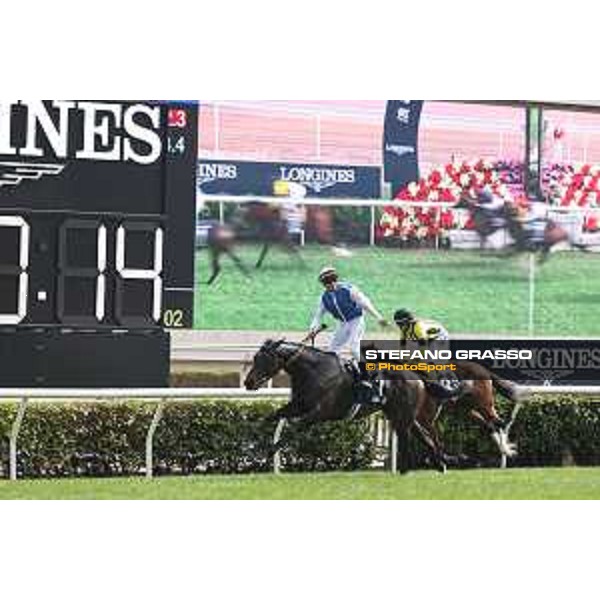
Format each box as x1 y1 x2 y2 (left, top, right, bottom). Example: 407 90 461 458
260 325 327 373
282 324 328 369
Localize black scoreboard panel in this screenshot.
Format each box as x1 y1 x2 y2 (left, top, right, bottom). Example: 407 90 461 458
0 100 198 329
0 100 198 387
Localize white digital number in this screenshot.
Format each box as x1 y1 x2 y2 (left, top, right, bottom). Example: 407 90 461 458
0 216 29 325
167 135 186 155
116 225 163 322
96 225 107 321
58 220 107 324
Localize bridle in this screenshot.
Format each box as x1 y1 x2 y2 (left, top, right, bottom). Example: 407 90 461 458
248 343 300 389
250 326 328 388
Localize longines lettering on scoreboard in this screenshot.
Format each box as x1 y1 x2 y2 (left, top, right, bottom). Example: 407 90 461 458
0 100 199 388
0 101 162 165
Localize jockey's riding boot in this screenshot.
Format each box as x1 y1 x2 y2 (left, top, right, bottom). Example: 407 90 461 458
431 375 463 406
355 362 383 406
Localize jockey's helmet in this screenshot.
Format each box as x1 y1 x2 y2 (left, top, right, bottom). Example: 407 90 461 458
393 309 414 326
318 266 338 285
273 179 290 197
479 188 494 203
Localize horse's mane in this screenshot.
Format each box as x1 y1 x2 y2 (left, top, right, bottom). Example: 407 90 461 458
261 339 340 361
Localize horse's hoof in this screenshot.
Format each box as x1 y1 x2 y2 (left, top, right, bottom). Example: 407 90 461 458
442 454 461 467
331 246 353 258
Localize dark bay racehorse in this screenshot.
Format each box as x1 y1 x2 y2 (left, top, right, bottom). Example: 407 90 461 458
243 202 305 270
197 220 250 285
198 203 307 284
416 361 519 466
199 203 343 284
457 195 584 262
244 339 449 474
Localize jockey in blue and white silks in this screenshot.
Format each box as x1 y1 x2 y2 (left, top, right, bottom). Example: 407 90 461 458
273 179 307 236
309 267 387 361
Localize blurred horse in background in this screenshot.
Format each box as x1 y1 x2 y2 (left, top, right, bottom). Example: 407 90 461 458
457 191 584 262
198 201 347 284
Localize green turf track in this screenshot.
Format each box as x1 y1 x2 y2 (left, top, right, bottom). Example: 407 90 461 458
194 245 600 337
2 469 600 500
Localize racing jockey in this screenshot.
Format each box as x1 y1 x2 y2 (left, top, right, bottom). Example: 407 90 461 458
308 266 388 405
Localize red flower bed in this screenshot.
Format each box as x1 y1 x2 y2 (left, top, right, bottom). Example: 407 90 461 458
381 160 600 241
381 159 514 240
544 163 600 208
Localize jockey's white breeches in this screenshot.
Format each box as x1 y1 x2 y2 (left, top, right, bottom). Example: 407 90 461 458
329 316 365 362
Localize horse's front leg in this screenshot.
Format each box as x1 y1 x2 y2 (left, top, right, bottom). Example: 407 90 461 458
205 248 222 285
266 403 304 473
469 408 517 463
411 420 448 474
383 380 426 475
270 404 330 474
255 242 270 269
417 398 465 467
383 409 413 475
279 234 306 269
226 248 251 278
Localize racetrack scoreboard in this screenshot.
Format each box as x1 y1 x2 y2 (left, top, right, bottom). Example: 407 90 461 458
0 100 198 387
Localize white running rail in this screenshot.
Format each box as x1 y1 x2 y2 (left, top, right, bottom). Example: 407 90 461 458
2 386 599 481
0 388 290 481
200 195 598 248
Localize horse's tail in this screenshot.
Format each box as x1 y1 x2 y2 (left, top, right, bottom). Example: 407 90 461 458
489 372 520 402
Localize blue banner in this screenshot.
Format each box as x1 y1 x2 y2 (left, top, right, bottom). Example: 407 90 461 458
197 160 381 198
383 100 423 197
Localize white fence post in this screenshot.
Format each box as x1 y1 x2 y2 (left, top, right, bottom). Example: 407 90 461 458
9 398 28 481
390 430 398 475
145 399 166 480
272 418 287 475
370 205 376 247
528 253 536 337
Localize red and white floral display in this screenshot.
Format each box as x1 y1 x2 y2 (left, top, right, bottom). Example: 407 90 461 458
380 159 514 241
381 160 600 241
544 163 600 208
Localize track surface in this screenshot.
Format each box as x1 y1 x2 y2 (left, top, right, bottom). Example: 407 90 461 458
2 468 599 500
194 245 600 337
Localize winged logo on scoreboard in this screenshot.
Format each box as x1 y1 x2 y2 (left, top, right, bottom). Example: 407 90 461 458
0 161 65 188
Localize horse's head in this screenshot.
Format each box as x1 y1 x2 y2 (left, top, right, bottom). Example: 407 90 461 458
244 339 287 390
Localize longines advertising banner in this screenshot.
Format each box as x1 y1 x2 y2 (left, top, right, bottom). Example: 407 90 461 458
383 100 423 197
362 340 600 385
197 159 382 198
